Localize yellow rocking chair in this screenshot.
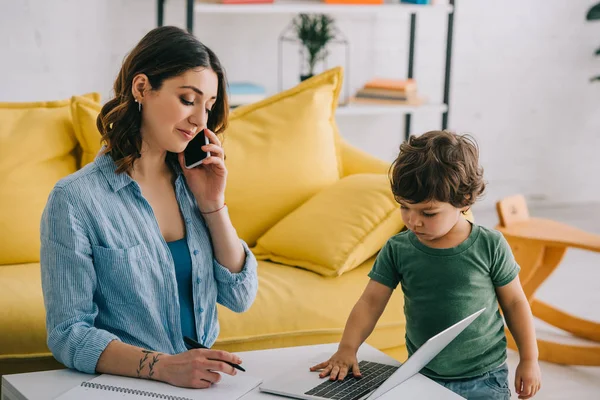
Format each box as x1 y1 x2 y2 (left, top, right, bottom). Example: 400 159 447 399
495 194 600 365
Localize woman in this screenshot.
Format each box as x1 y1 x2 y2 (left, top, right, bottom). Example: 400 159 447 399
40 26 258 389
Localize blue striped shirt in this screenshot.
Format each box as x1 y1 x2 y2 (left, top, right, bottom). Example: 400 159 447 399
40 150 258 374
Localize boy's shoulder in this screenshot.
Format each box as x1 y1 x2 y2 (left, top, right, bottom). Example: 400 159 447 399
474 223 506 245
386 229 412 245
380 230 414 254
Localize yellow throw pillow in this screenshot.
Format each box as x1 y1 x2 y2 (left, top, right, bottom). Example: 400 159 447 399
0 93 100 265
252 174 405 277
223 67 344 246
71 95 103 167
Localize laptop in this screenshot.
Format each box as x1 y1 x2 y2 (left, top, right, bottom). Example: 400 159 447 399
259 308 485 400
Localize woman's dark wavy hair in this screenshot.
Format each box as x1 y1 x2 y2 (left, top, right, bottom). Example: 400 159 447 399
97 26 229 173
389 130 486 210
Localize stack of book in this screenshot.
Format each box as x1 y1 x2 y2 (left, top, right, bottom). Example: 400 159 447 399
351 78 424 106
227 82 267 108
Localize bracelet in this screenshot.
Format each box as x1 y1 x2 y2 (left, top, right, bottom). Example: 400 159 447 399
201 203 227 215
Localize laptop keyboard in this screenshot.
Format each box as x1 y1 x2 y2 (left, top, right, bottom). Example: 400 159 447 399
305 361 399 400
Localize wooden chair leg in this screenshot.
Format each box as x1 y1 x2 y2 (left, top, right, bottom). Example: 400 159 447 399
505 238 545 291
506 329 600 366
521 246 567 300
531 299 600 342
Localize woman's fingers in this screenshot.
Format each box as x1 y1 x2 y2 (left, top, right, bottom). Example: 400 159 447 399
202 144 224 158
203 359 237 376
203 128 222 147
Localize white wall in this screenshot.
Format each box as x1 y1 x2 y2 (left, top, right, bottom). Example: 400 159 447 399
1 0 598 210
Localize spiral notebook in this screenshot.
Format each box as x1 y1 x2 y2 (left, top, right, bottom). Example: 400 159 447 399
54 372 262 400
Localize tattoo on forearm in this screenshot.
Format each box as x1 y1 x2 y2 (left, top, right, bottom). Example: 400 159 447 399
136 350 161 380
148 354 161 379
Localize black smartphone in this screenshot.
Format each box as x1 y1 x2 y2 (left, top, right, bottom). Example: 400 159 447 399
184 132 210 169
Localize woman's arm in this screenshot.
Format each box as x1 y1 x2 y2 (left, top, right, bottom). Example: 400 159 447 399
41 187 120 373
202 206 245 273
177 131 258 312
42 188 242 388
97 340 241 389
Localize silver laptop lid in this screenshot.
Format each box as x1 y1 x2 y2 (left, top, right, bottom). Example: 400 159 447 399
367 308 486 400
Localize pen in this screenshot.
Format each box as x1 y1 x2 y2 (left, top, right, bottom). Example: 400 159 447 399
183 336 246 372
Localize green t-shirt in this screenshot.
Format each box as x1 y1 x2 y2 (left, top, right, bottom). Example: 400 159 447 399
368 223 520 380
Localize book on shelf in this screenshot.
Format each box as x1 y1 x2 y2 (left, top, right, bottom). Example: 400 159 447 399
355 87 417 101
364 78 417 92
349 96 426 107
352 77 420 104
228 82 267 107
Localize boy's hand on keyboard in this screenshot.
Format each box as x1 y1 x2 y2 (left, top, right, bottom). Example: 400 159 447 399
309 348 361 381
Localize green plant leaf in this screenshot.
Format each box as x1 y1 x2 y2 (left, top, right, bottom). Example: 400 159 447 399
591 75 600 82
587 2 600 20
293 13 336 75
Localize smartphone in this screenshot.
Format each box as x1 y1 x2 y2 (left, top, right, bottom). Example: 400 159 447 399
184 132 211 169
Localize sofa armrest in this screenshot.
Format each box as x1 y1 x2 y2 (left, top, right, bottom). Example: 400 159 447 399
338 138 390 177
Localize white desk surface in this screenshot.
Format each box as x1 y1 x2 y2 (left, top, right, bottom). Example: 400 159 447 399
2 343 463 400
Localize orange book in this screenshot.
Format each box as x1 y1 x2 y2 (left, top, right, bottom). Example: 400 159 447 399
364 78 417 91
349 96 425 107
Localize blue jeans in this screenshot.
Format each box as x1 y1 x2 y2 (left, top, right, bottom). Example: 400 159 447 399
431 363 511 400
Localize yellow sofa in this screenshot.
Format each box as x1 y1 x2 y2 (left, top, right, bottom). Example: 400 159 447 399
0 68 408 379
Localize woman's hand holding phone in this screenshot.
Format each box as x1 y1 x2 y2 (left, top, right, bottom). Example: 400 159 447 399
178 128 227 213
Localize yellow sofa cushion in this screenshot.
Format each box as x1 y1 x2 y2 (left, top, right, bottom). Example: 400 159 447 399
0 263 50 358
0 260 406 363
215 259 405 353
0 93 100 265
252 174 405 277
223 67 344 246
71 95 103 167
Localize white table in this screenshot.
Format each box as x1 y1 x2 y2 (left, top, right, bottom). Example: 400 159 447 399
2 343 463 400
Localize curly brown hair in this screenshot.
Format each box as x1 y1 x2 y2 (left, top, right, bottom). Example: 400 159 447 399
96 26 229 174
389 130 486 209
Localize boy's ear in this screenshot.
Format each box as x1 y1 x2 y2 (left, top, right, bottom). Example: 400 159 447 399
461 194 472 214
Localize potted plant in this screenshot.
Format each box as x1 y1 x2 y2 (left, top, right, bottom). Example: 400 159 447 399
587 2 600 82
293 14 336 81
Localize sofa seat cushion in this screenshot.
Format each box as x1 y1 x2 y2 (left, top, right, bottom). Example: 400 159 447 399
215 258 406 352
0 258 406 364
0 263 49 358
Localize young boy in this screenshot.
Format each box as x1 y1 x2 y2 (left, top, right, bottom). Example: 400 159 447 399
310 131 541 400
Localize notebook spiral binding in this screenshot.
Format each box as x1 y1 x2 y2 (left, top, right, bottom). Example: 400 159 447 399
81 381 193 400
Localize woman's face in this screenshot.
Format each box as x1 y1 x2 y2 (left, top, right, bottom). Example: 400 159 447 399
139 68 219 154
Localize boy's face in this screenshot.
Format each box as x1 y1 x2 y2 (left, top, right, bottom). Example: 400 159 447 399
398 199 467 244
